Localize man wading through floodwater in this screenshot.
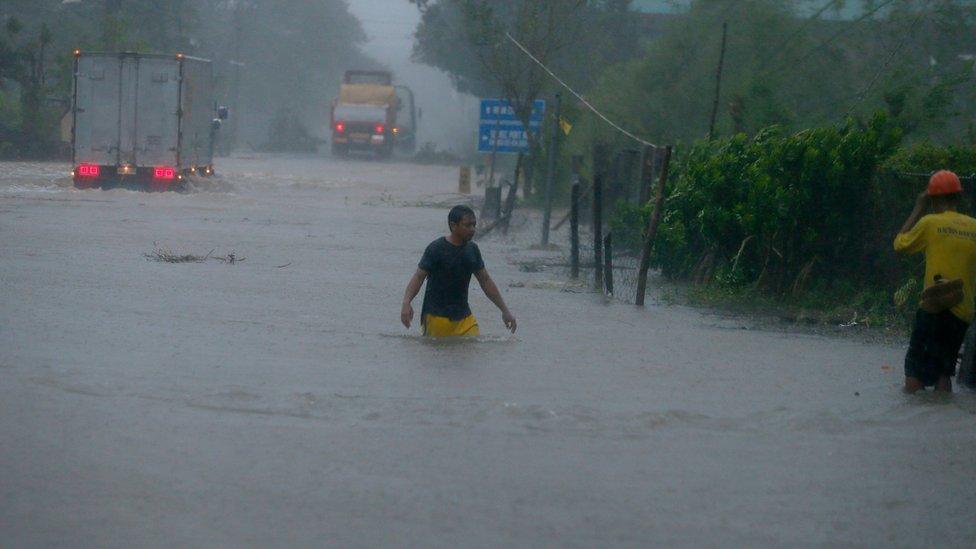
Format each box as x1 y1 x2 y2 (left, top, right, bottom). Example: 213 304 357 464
401 205 517 337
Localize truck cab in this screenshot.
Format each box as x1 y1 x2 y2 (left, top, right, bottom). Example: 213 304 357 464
330 70 416 159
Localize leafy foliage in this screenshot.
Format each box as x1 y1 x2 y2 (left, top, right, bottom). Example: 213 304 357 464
576 0 976 147
611 113 976 317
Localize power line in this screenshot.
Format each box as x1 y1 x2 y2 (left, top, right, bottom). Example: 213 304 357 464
504 31 658 147
423 4 661 146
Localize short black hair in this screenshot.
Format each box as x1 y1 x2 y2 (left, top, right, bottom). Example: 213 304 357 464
448 205 476 226
932 193 963 211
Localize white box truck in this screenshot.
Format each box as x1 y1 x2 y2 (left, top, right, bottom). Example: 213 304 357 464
71 51 227 191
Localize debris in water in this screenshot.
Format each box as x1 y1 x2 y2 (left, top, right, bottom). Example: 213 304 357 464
144 244 243 264
144 245 214 263
213 252 245 264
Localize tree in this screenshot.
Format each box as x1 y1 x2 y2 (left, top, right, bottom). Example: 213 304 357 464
0 16 62 158
412 0 641 192
578 0 976 145
414 1 591 130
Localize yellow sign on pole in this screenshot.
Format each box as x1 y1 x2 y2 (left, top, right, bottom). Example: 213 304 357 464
459 166 472 194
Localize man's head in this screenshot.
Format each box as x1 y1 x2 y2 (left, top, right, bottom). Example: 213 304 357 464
928 170 963 212
448 205 477 242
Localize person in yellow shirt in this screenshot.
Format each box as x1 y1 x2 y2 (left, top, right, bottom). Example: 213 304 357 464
400 205 517 337
894 170 976 393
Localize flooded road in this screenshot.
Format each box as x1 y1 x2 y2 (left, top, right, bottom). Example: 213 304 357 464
2 155 974 546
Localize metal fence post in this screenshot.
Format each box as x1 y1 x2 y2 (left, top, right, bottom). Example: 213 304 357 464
541 93 561 246
604 232 614 296
570 155 582 279
593 144 608 291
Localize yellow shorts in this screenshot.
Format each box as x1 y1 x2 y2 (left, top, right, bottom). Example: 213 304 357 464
423 314 480 337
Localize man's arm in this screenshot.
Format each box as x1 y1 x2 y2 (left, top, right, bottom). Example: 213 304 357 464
401 268 428 328
899 191 929 234
474 268 517 333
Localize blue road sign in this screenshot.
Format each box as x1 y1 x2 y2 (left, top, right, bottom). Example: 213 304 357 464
480 99 546 125
478 98 545 154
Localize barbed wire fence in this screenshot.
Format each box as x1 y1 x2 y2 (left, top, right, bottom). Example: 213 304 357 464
539 144 673 305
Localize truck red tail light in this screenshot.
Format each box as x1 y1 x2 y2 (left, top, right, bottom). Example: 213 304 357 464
76 164 100 177
374 124 385 134
334 122 345 133
153 167 176 180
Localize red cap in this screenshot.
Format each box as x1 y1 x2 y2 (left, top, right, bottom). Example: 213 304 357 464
928 170 962 196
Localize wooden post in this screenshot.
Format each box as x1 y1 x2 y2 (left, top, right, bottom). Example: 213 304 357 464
570 155 582 278
459 166 471 194
593 144 608 290
484 186 502 220
551 166 588 233
636 145 673 306
604 232 614 296
487 117 500 186
502 152 523 234
638 145 656 205
541 93 561 246
593 172 603 290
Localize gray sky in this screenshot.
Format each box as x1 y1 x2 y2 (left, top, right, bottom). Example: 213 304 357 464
346 0 418 64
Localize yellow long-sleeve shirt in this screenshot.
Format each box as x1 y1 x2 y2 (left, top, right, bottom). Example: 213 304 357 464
894 210 976 323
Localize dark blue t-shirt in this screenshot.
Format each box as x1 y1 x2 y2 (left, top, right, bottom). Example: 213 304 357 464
419 237 485 320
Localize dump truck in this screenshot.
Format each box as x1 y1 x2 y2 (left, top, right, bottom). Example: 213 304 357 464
330 70 417 158
70 51 227 191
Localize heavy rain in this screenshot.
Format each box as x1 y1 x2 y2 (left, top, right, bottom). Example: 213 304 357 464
2 1 976 546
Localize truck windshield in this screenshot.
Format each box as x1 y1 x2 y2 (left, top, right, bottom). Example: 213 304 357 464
334 104 386 122
346 73 391 85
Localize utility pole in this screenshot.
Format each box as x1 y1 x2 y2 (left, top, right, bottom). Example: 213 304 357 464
228 2 244 154
708 21 728 141
541 92 561 247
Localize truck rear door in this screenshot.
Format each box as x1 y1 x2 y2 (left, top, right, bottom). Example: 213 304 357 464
117 56 138 165
134 57 180 168
74 55 122 166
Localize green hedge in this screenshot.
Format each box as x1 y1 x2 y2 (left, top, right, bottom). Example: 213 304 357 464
610 113 976 306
